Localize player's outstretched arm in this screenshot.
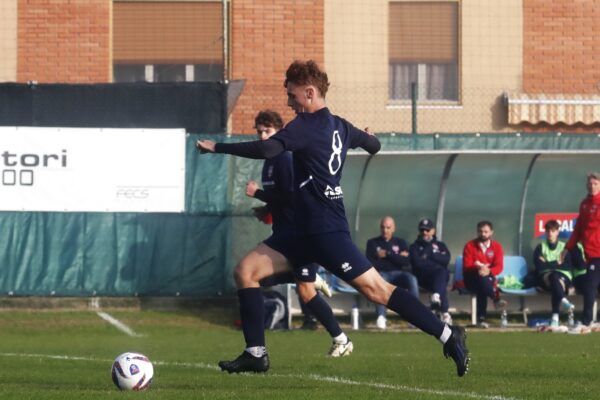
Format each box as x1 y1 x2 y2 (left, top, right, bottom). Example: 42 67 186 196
348 125 381 155
357 132 381 154
196 138 285 160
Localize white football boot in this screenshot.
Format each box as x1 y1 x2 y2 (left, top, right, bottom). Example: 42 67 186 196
328 339 354 357
314 273 332 298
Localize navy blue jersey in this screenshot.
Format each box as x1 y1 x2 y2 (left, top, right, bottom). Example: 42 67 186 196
260 151 294 235
365 236 411 272
409 237 451 276
272 108 376 235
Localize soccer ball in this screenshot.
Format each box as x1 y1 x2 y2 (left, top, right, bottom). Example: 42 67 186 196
111 352 154 391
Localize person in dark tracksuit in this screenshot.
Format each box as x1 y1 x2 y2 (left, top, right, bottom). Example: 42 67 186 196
409 218 452 325
366 216 418 330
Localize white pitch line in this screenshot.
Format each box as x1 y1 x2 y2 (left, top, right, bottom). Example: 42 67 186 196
95 311 139 337
290 373 518 400
0 352 518 400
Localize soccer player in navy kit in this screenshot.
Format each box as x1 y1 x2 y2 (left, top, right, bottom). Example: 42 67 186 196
247 110 354 356
197 60 469 377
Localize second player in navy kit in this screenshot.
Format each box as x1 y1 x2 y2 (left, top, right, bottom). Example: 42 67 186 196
197 60 469 377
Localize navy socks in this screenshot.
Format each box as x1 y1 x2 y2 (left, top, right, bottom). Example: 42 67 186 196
305 294 343 337
387 287 444 337
238 288 265 347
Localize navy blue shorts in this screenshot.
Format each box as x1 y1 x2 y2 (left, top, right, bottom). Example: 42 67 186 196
293 263 319 283
263 232 317 282
264 231 371 282
303 231 372 281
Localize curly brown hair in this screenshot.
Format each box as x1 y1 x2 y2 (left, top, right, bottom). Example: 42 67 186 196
254 110 284 129
284 60 330 98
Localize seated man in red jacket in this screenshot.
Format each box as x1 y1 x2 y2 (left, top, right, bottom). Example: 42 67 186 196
462 220 506 328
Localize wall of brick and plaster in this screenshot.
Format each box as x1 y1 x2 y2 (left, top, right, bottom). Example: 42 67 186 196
521 0 600 132
17 0 111 83
229 0 324 134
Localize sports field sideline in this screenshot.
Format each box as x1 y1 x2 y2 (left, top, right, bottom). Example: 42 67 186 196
0 306 597 400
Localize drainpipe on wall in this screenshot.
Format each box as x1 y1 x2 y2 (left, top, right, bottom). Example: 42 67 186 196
411 82 417 148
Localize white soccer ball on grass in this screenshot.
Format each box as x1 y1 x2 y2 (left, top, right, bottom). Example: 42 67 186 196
111 352 154 391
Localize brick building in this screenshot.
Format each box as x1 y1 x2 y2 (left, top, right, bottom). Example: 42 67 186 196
1 0 599 134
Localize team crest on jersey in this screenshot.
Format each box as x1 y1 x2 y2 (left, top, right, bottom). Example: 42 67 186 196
341 262 352 273
267 165 274 178
392 245 399 253
324 185 343 200
486 249 495 258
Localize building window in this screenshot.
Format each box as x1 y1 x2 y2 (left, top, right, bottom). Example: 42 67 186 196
389 1 459 102
112 1 224 83
154 64 186 82
113 64 145 83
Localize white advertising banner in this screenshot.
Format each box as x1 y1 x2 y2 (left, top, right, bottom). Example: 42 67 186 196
0 127 186 212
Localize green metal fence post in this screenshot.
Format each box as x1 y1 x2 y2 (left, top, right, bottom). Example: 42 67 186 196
411 81 417 148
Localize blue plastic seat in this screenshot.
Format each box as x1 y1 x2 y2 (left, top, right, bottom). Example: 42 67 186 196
497 256 537 296
453 255 536 325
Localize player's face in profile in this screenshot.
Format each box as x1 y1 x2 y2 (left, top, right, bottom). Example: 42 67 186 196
286 82 309 114
587 177 600 196
256 124 277 140
477 225 493 242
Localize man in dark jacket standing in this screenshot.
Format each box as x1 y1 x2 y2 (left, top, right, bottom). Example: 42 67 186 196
409 218 452 324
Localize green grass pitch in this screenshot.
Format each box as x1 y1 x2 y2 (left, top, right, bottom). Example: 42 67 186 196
0 309 597 399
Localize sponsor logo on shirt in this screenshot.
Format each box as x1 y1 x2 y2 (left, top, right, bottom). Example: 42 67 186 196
341 262 352 273
301 268 309 276
392 245 399 253
324 185 343 200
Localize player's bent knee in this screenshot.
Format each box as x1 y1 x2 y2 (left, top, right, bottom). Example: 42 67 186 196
352 268 396 305
234 260 262 288
297 283 317 303
360 281 394 305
